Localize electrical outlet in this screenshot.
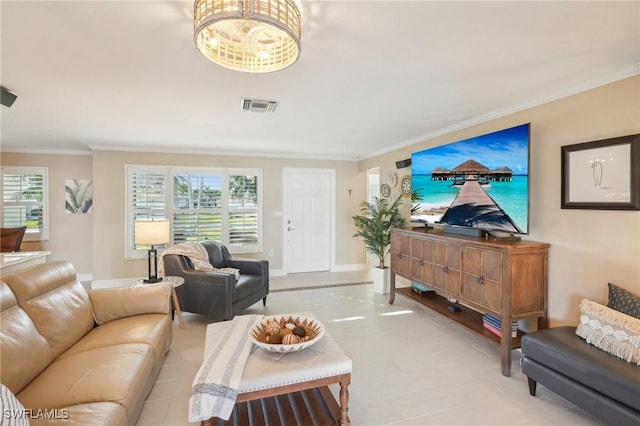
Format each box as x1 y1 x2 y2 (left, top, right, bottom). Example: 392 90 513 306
268 250 274 257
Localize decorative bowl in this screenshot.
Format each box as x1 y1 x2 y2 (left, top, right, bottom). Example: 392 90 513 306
249 314 324 353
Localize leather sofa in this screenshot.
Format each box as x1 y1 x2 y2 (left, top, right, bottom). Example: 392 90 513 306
1 261 173 426
521 326 640 426
163 240 269 320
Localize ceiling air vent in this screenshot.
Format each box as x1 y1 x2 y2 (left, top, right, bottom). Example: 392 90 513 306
241 98 279 113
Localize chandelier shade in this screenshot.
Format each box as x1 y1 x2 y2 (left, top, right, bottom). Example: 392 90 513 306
194 0 301 73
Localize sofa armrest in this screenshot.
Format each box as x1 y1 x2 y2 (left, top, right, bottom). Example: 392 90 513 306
226 257 269 276
88 282 172 325
175 269 236 286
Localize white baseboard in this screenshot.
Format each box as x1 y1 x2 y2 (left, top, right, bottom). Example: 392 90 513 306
77 273 93 283
269 269 286 277
270 263 367 277
331 263 368 272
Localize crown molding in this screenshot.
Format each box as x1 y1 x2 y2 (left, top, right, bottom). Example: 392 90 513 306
363 65 640 160
88 145 359 162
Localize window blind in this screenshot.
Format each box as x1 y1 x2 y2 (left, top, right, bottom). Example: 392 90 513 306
0 167 49 241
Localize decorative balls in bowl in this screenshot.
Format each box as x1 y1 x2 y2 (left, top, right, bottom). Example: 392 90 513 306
249 315 324 353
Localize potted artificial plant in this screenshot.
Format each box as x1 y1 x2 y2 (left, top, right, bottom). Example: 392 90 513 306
352 196 406 294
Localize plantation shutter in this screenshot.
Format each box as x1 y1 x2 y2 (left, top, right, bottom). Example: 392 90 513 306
127 166 168 257
228 172 260 253
172 171 223 244
125 166 262 258
0 167 48 241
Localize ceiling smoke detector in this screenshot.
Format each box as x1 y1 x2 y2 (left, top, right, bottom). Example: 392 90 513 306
241 99 279 113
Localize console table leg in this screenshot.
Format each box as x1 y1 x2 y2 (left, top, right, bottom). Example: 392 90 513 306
339 375 351 426
389 271 396 305
500 332 512 377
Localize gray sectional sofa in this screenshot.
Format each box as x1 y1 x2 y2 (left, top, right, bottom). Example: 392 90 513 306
521 326 640 425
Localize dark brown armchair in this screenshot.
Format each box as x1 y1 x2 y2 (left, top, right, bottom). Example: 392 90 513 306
1 226 27 252
162 240 269 320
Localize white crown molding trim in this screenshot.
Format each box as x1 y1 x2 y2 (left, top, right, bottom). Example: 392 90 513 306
88 145 358 162
363 65 640 160
0 148 92 156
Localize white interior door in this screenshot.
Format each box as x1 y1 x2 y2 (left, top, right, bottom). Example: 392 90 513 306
284 169 333 273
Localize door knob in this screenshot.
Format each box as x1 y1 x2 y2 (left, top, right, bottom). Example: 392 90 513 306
287 227 296 231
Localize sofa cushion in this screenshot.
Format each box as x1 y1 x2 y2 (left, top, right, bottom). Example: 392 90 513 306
521 326 640 411
0 281 53 394
59 314 172 366
87 282 171 325
608 283 640 319
576 298 640 364
29 402 127 426
18 343 155 423
5 261 95 358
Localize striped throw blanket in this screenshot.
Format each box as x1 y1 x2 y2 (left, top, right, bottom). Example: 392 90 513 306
159 242 240 279
189 314 261 422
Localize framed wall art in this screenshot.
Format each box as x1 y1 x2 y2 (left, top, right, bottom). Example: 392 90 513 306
65 179 93 213
561 134 640 210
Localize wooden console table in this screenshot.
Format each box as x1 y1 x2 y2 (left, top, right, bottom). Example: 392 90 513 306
390 227 549 376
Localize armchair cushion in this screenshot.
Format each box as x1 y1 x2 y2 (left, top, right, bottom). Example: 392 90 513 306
88 283 172 325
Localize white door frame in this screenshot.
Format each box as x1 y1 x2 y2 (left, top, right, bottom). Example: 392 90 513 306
282 168 336 275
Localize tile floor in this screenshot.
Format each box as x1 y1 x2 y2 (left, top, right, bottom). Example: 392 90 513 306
137 273 605 426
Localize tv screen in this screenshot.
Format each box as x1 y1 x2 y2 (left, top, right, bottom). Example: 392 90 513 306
411 123 530 234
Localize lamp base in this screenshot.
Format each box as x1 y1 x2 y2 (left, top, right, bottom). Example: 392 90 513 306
143 277 163 284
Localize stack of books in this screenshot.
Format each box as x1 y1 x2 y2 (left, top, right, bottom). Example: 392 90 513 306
482 313 517 338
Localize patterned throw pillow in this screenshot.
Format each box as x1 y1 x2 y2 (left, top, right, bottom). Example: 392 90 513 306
0 383 29 425
576 299 640 365
607 283 640 319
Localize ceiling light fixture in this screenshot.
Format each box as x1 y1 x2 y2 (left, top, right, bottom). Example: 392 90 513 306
193 0 301 73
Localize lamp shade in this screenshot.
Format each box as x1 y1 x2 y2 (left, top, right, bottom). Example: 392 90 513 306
135 219 170 246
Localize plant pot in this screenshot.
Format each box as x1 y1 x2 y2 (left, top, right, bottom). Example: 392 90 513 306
372 267 390 295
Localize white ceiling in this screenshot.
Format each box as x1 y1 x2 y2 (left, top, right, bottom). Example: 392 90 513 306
1 1 639 160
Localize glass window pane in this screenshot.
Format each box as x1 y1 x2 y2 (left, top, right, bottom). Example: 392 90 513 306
173 212 222 243
173 174 223 209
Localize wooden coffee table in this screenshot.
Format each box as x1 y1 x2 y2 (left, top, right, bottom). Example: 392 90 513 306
200 313 352 426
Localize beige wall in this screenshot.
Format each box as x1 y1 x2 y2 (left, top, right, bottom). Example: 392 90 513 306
91 151 364 280
0 152 94 277
360 75 640 325
3 76 639 325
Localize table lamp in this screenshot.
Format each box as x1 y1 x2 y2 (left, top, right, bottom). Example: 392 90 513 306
134 219 170 283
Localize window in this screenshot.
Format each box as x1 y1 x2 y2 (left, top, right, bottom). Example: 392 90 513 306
126 165 262 258
0 166 49 241
367 167 380 204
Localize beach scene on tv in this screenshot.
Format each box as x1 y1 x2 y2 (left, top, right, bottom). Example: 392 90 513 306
411 124 529 234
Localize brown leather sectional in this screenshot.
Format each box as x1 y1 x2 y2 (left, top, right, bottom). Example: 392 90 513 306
1 261 173 425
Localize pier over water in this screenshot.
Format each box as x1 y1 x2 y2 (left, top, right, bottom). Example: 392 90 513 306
438 181 522 233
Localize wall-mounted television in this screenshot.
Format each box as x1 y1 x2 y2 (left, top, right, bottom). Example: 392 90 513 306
411 123 530 235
